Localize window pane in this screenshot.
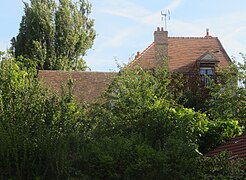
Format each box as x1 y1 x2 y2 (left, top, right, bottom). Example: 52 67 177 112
207 69 213 75
200 67 214 87
200 67 214 75
200 69 206 75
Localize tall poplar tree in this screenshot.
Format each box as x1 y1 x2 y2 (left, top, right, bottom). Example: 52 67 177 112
11 0 96 70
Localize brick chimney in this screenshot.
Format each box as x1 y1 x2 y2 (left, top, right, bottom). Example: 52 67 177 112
154 27 168 65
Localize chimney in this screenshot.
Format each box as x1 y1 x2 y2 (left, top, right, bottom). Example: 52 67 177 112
154 27 168 65
154 27 168 45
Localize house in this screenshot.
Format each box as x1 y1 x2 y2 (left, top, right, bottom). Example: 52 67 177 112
128 27 231 86
39 27 231 102
206 133 246 170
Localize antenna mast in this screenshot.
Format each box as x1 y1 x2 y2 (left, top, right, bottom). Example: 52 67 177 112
161 10 170 31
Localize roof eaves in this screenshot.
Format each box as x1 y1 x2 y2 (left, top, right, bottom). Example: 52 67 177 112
128 42 154 67
215 38 232 63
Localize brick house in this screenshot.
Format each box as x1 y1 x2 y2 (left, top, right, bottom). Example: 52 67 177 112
128 27 231 87
39 27 231 102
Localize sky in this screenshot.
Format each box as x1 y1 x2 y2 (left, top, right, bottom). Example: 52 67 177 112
1 0 246 72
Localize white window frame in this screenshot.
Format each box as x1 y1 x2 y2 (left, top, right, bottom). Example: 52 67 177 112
200 67 214 86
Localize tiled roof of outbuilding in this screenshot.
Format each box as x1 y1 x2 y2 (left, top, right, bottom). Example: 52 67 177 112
38 70 117 102
206 133 246 169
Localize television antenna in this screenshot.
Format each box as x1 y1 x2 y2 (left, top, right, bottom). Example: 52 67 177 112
161 10 170 31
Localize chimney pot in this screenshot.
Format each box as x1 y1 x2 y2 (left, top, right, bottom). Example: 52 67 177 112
205 28 212 38
154 27 168 45
135 51 140 59
206 28 209 36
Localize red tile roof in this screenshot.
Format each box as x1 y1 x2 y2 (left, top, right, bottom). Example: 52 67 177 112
206 133 246 169
128 42 155 69
128 36 231 73
38 70 117 102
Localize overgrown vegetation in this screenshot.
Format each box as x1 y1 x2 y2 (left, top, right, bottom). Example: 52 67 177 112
1 1 246 177
0 52 245 179
0 54 87 179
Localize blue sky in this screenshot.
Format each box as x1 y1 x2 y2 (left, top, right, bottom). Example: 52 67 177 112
1 0 246 71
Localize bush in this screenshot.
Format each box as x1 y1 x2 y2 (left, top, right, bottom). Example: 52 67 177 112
0 56 86 179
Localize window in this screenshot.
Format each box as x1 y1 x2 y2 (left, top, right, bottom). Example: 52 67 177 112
200 67 214 86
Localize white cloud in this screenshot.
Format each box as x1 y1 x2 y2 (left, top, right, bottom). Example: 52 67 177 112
99 1 150 24
166 0 183 11
98 0 183 26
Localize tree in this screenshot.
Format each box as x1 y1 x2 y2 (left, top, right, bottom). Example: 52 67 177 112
207 56 246 126
0 58 244 178
0 54 87 179
84 66 245 178
11 0 96 70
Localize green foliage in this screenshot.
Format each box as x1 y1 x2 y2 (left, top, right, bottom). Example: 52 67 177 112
0 55 245 179
170 58 245 153
85 66 245 178
75 135 200 180
169 72 209 111
198 152 246 179
76 135 164 179
207 57 246 125
199 119 243 153
0 55 86 179
96 68 208 146
11 0 96 70
3 1 245 178
84 67 210 178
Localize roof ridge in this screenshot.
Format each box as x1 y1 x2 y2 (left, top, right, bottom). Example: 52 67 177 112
128 42 154 67
38 70 117 74
168 36 218 39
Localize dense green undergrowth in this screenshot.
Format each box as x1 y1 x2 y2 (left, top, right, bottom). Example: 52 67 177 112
0 54 245 179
